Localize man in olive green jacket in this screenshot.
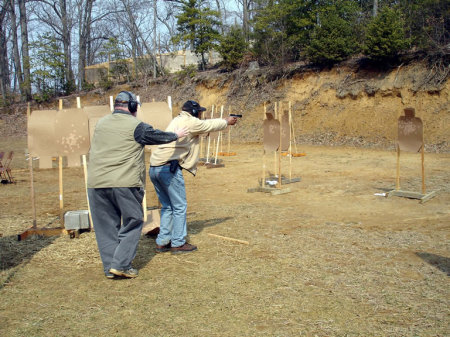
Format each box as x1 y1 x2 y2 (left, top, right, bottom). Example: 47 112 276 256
88 91 188 279
150 100 237 254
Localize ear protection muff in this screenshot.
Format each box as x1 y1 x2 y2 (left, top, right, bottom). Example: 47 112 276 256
119 91 138 113
189 100 199 118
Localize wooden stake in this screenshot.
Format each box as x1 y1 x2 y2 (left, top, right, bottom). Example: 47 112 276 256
137 95 148 221
58 99 65 225
28 103 37 228
207 233 249 245
167 96 172 113
214 106 224 164
421 143 426 194
278 101 282 186
274 102 278 175
262 104 267 187
289 105 299 153
109 96 114 111
206 105 214 163
59 156 64 225
82 155 94 228
227 106 232 154
289 101 292 179
396 143 400 190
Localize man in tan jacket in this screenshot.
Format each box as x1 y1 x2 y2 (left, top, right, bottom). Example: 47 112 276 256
150 100 238 253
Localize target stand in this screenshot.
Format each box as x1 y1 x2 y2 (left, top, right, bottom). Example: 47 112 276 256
247 179 292 196
205 161 225 169
387 108 437 204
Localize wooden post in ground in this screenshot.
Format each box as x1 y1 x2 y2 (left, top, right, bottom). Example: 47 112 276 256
214 106 224 164
206 105 214 163
278 101 282 186
58 99 64 225
396 144 400 190
288 101 292 179
227 106 232 154
274 102 278 175
27 103 37 228
421 144 426 194
76 96 94 227
262 103 267 187
136 95 147 222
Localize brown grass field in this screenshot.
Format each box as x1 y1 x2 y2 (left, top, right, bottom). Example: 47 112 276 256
0 137 449 336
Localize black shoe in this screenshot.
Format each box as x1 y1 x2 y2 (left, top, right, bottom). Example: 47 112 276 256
171 243 197 254
109 268 138 278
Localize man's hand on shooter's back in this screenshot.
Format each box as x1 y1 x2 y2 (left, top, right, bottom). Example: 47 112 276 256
224 116 238 125
174 126 189 138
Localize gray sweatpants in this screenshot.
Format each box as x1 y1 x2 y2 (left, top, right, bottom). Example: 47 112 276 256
88 187 144 274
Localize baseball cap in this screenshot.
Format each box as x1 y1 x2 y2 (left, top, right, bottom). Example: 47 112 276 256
182 100 206 114
115 91 141 105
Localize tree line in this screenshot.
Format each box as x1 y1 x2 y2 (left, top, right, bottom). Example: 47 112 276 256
1 0 448 105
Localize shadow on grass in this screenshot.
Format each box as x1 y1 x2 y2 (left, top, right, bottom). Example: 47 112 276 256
416 252 450 276
0 234 58 289
135 217 232 269
188 216 233 234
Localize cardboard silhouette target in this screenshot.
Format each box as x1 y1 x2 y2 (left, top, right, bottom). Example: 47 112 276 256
84 105 111 142
54 108 90 167
137 102 172 131
28 109 57 168
387 107 437 203
398 108 423 152
263 113 280 151
248 106 300 196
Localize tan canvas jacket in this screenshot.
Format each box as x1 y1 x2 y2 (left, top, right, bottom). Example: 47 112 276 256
150 111 228 175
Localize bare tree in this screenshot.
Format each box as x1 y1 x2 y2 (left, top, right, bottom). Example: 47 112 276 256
18 0 31 100
8 0 24 99
0 0 11 103
35 0 75 93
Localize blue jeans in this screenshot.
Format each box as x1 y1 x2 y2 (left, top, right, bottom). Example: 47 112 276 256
149 165 187 248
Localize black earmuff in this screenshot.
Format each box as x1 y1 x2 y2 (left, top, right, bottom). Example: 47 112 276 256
120 91 138 113
189 100 198 118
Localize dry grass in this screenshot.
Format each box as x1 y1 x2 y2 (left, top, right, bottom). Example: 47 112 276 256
0 139 449 336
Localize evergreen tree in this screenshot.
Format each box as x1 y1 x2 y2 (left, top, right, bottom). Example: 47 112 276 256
306 1 360 66
173 0 221 70
30 33 65 101
216 25 248 71
252 0 317 65
363 5 409 61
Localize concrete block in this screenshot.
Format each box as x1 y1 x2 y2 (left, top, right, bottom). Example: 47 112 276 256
64 210 90 230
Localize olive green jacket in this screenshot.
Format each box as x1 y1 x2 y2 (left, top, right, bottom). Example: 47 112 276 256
88 111 177 188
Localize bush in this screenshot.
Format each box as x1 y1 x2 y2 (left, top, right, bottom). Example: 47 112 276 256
306 6 360 66
216 26 248 70
363 6 409 61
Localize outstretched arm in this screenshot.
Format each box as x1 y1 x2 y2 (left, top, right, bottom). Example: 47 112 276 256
134 122 188 145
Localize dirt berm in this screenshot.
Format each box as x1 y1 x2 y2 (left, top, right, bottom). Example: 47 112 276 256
1 59 448 152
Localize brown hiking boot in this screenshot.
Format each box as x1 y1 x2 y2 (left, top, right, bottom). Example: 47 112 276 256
171 243 197 254
155 242 171 253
